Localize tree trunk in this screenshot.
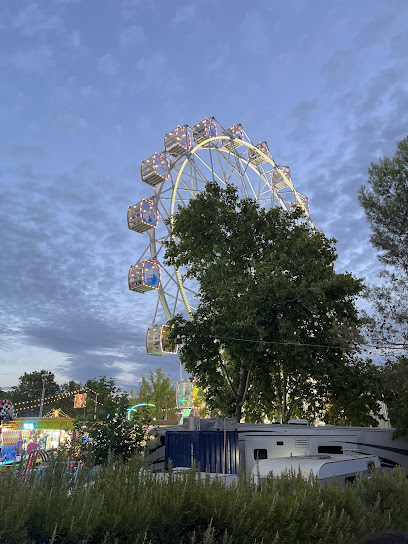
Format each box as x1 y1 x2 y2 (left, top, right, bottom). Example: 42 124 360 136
234 366 248 422
280 372 287 423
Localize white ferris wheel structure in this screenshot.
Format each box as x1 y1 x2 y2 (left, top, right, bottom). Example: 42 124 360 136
127 117 319 357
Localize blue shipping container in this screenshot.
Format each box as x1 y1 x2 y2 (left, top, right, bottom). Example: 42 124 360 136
164 430 239 474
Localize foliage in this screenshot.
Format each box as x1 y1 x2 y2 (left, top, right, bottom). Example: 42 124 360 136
323 359 382 426
165 182 367 423
359 136 408 273
77 376 130 424
1 455 408 543
129 367 177 424
77 402 147 464
9 370 61 417
359 136 408 435
379 357 408 437
72 376 143 464
358 136 408 351
56 380 83 418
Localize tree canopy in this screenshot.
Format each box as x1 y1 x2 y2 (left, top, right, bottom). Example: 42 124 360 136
129 367 177 424
359 135 408 351
165 182 370 423
9 370 61 417
359 136 408 435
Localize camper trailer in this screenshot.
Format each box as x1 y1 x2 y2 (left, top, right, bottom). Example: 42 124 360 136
251 454 381 488
145 418 408 476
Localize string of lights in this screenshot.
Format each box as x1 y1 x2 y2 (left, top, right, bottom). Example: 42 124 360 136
14 387 102 411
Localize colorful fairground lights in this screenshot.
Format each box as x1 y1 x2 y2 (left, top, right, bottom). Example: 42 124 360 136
127 117 318 357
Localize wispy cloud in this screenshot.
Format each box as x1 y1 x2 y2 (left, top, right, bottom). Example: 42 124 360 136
70 29 81 48
11 45 54 74
120 24 146 47
97 53 119 76
56 112 87 131
13 3 63 36
171 4 195 25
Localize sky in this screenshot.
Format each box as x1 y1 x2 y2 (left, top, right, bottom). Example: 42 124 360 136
1 0 408 392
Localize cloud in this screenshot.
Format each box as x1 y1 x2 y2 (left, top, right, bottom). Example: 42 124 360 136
11 46 54 74
13 3 63 36
70 29 81 48
97 53 119 76
0 344 71 388
121 0 153 19
56 112 87 131
120 24 146 47
322 48 358 86
7 145 48 160
171 4 195 25
110 361 142 386
390 31 408 59
136 51 165 71
0 159 164 387
239 11 270 49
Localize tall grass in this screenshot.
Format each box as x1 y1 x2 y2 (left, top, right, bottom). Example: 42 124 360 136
1 455 408 544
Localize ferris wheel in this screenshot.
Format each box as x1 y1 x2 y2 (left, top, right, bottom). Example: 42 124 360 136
127 117 318 357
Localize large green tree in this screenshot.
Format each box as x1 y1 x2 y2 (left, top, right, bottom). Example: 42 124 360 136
165 182 369 422
359 136 408 435
358 135 408 350
10 370 61 417
76 376 130 424
77 400 147 465
378 357 408 437
129 368 177 424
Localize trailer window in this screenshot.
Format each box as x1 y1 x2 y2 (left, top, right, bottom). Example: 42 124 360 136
318 445 343 454
344 475 356 485
254 449 267 460
277 441 284 446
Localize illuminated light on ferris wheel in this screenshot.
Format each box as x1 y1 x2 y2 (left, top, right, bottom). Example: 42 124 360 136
192 117 217 145
140 152 170 187
146 324 178 357
127 117 319 356
222 124 244 151
164 125 193 156
127 199 159 233
128 260 161 293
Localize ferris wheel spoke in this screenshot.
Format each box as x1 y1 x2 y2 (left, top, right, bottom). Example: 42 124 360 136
232 150 256 199
214 146 231 184
216 148 244 185
176 172 205 197
186 155 210 185
238 158 261 200
193 152 227 187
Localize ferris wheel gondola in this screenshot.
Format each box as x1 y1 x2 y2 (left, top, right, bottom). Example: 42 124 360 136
127 117 319 355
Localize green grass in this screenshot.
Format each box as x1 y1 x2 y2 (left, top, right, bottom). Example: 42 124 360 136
1 455 408 544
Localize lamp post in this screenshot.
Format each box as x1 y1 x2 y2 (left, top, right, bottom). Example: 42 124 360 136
39 372 51 418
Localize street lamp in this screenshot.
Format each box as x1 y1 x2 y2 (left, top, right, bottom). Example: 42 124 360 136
39 372 51 418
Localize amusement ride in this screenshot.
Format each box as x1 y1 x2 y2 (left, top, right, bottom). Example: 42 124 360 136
127 117 318 415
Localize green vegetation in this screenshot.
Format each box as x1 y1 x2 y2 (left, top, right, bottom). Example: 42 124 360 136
359 136 408 436
1 456 408 543
129 367 178 424
165 182 374 424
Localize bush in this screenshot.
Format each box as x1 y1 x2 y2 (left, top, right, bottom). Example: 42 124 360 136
1 458 408 544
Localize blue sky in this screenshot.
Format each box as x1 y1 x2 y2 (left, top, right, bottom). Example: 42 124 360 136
1 0 408 390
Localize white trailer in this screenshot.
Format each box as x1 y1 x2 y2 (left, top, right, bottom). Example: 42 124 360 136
145 418 408 476
237 421 408 476
251 454 381 488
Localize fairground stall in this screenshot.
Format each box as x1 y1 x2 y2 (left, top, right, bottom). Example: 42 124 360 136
0 411 74 466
